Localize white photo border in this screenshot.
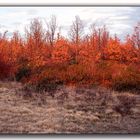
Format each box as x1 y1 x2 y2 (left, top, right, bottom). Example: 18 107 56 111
0 0 140 5
0 0 139 140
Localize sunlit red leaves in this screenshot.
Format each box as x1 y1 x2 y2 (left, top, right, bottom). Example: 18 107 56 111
51 39 72 63
0 19 139 89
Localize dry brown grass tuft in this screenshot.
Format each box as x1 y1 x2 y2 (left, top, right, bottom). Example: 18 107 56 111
0 81 139 133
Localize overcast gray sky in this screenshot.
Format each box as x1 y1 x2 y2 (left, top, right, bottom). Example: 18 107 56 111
0 7 140 40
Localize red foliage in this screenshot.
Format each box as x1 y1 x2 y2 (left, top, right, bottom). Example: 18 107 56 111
0 19 139 91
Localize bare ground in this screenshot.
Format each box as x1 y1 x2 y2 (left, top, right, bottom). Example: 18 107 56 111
0 81 140 134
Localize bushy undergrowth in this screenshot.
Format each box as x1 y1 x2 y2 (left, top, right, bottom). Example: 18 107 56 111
112 64 140 92
0 18 139 93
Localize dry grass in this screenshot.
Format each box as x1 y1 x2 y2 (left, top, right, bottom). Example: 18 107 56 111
0 81 139 134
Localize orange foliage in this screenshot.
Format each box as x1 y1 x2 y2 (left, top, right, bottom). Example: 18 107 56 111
52 39 71 63
0 19 139 91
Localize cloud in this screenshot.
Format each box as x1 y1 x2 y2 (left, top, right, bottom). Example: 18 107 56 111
26 9 38 15
0 7 139 40
79 7 140 39
0 24 6 28
12 22 22 26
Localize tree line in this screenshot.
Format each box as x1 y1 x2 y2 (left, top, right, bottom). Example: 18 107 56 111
0 15 140 92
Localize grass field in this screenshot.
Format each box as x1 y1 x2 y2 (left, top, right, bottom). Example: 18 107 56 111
0 81 139 134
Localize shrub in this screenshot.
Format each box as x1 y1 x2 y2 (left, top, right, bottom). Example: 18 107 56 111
65 64 93 85
0 61 12 79
15 67 31 81
112 64 140 92
15 56 31 81
35 78 63 92
114 94 136 116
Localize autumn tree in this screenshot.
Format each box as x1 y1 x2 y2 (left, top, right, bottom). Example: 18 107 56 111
0 31 12 79
24 18 48 65
89 24 109 60
0 15 139 91
90 25 109 49
25 18 46 48
131 22 140 49
9 32 23 75
46 15 57 47
69 16 84 45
